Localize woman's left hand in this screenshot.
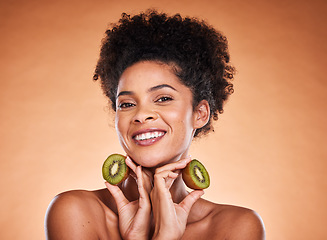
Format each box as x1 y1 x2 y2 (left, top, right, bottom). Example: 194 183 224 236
105 157 152 240
150 157 204 240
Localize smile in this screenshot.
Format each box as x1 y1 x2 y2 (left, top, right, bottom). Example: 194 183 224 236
132 130 166 146
134 131 165 141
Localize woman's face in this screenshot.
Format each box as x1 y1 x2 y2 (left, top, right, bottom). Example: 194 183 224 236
115 61 199 168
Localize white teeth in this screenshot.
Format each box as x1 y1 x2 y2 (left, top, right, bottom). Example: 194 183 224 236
134 131 164 141
145 132 151 139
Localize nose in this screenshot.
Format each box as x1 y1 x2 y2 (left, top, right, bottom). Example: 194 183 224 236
132 105 158 124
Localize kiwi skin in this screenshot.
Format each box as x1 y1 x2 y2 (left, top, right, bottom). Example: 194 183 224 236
182 159 210 190
102 154 130 185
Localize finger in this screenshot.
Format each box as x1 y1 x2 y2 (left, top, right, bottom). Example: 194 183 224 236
179 190 204 214
126 157 153 189
125 156 138 173
154 170 179 190
140 167 154 184
134 166 152 227
155 156 192 174
105 181 130 210
164 171 179 189
139 167 154 191
135 166 151 202
152 173 179 228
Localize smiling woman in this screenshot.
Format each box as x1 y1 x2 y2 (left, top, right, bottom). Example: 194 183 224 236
115 61 198 167
45 9 265 240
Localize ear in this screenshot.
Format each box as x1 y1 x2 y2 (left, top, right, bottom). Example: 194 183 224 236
193 100 210 129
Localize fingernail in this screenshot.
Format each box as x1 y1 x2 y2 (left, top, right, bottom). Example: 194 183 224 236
184 157 191 164
171 172 179 178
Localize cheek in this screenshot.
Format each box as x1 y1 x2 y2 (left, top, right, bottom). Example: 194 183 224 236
163 107 194 129
114 114 119 131
115 114 127 135
115 115 130 150
163 110 185 127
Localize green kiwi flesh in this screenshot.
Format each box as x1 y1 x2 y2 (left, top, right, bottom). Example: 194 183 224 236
182 159 210 189
102 154 129 185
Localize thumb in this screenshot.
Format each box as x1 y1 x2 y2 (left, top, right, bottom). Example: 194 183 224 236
179 190 204 214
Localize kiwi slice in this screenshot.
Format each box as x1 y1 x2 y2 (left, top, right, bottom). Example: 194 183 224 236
102 154 129 185
182 159 210 190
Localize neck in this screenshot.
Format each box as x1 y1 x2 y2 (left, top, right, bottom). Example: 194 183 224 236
122 171 189 203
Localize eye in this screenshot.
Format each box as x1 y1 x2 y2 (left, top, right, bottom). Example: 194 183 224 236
118 102 135 109
156 96 173 103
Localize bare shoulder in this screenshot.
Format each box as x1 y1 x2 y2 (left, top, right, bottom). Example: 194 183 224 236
184 198 264 240
45 189 119 240
210 203 265 240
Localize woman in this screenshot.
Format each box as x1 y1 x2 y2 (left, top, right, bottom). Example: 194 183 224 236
45 10 265 239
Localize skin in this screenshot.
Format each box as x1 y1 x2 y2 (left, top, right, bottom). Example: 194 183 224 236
45 61 265 240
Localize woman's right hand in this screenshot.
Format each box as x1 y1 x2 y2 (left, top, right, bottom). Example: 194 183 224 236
105 157 152 240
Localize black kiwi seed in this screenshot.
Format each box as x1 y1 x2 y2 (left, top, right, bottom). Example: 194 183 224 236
102 154 129 185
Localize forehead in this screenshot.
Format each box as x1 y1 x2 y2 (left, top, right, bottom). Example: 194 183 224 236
117 61 187 93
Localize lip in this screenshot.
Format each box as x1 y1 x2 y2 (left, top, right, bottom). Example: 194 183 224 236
132 128 166 146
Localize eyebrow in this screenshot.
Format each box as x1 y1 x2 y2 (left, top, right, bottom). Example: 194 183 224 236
117 84 177 98
148 84 177 92
117 90 134 98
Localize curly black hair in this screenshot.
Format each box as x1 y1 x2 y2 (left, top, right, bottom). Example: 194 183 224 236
93 9 235 137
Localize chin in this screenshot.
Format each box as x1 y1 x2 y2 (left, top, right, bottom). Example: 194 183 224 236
128 152 177 168
131 155 164 168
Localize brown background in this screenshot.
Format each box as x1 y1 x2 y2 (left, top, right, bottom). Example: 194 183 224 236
1 0 326 239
